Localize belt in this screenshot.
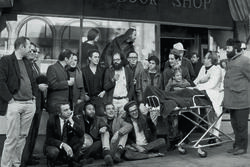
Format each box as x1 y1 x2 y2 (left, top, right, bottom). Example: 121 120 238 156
113 96 127 100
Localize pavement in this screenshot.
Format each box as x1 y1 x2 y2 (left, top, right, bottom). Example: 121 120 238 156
1 119 250 167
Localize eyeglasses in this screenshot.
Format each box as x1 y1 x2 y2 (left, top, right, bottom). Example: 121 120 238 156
113 59 121 62
128 57 138 60
29 49 39 54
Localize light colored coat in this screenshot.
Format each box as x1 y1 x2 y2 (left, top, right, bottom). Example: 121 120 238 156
194 65 224 116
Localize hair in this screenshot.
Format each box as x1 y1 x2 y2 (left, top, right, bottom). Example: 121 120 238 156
124 28 136 39
206 51 218 65
148 55 159 65
112 51 125 65
191 52 199 58
14 36 30 50
127 50 138 58
87 28 100 41
169 49 181 60
226 38 242 52
71 52 79 62
58 49 73 61
30 42 37 48
173 67 182 76
87 49 100 58
83 101 95 111
55 102 69 114
104 103 114 111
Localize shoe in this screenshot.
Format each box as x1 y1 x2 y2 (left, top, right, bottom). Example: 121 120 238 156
27 159 39 165
227 148 236 153
233 149 247 155
104 154 113 166
113 152 122 163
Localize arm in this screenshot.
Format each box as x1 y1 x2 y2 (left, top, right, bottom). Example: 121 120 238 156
135 71 144 103
193 66 205 85
103 68 116 91
46 66 68 90
118 118 133 135
196 66 222 90
0 58 12 102
165 78 173 91
45 118 62 148
241 57 250 81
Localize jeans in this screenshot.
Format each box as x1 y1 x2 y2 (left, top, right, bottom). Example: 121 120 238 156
1 100 36 167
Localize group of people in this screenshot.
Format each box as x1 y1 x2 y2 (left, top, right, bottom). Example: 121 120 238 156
0 28 250 167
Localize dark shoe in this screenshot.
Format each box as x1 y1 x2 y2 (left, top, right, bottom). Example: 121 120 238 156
104 154 113 166
79 158 94 165
233 149 247 155
227 148 236 153
113 152 122 163
27 159 40 165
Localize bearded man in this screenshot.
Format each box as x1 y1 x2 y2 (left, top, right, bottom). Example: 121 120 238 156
104 52 134 118
224 39 250 155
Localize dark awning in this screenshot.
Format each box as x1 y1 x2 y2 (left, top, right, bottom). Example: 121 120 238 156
3 0 233 29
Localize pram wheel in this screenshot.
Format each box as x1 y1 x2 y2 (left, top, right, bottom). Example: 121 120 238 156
178 146 187 155
197 148 207 158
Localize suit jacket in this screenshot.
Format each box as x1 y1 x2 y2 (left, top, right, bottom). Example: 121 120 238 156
103 66 134 103
45 114 84 150
224 53 250 109
0 53 37 115
47 61 69 112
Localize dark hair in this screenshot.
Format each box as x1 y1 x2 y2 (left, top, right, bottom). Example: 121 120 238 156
148 55 159 65
124 28 136 40
14 36 30 50
127 50 138 58
191 52 199 58
83 101 95 111
226 38 242 52
58 49 73 61
30 42 37 48
206 51 218 65
87 28 99 41
55 102 69 114
88 49 100 58
104 103 114 111
173 67 182 76
169 50 181 60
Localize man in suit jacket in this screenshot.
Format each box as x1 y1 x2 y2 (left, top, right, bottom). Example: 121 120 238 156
45 103 84 167
0 37 37 167
47 49 74 115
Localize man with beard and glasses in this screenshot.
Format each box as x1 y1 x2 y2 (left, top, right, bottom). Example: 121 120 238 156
224 39 250 155
104 52 134 118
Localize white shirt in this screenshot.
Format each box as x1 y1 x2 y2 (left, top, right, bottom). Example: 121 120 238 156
113 67 128 97
132 119 148 146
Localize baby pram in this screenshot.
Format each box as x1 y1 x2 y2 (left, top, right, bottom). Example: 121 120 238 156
144 86 234 158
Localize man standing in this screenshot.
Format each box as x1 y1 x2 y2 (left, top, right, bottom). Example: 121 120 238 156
0 37 37 167
104 52 134 118
190 52 202 78
21 43 48 166
47 49 74 115
224 39 250 155
82 49 106 116
126 51 144 102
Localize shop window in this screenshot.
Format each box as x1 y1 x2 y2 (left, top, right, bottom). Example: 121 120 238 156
18 18 53 60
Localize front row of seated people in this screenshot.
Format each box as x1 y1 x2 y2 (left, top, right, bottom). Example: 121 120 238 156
45 101 165 166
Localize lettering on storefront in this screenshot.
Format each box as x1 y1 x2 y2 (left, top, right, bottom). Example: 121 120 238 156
117 0 158 6
172 0 212 9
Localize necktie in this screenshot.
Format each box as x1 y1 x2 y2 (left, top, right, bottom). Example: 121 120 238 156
62 120 69 143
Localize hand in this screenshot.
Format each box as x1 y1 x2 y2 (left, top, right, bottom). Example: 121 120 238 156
99 127 107 134
67 80 74 86
68 114 74 125
62 143 73 157
77 99 83 104
111 132 119 144
38 83 48 92
136 145 146 153
133 79 136 85
98 91 105 98
113 74 120 81
8 98 14 104
85 94 90 101
139 103 148 115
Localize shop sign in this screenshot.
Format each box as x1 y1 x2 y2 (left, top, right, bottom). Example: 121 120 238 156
117 0 158 6
172 0 212 9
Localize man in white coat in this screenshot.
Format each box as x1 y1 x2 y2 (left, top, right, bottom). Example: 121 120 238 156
193 51 223 144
